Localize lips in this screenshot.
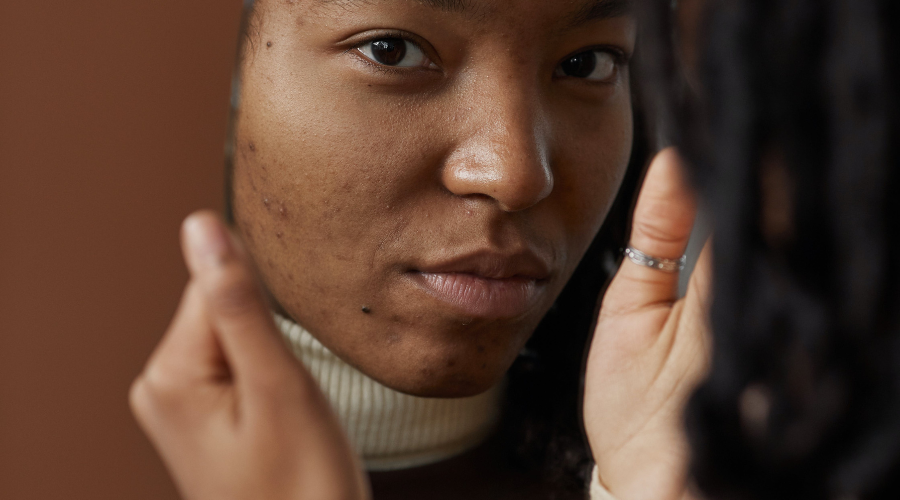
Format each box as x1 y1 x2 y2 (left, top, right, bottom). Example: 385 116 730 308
407 250 551 319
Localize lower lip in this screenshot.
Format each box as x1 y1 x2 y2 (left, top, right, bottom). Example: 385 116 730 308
408 272 542 319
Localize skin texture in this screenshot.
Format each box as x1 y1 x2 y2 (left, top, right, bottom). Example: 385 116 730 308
230 0 636 397
129 151 711 500
131 2 715 499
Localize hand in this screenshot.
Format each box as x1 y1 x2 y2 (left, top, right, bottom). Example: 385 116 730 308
129 211 370 500
584 149 712 500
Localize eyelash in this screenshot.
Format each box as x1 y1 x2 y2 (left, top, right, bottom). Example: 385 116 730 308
349 34 630 80
556 46 630 84
349 32 436 75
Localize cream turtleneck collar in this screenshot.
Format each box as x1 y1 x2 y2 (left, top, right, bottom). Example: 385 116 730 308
274 314 504 471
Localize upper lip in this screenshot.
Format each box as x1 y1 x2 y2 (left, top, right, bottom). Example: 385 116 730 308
413 249 552 281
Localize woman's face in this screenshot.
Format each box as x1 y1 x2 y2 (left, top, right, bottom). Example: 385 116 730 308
232 0 636 397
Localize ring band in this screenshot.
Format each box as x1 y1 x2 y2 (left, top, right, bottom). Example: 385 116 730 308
623 246 686 273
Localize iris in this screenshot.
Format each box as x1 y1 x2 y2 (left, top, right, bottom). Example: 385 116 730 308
370 38 407 66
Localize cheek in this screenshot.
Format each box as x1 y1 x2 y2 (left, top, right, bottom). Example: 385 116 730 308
231 81 445 304
553 96 634 250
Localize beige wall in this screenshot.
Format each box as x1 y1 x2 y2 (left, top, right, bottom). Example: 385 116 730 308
0 1 243 498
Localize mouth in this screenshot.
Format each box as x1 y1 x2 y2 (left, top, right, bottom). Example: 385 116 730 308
406 251 551 319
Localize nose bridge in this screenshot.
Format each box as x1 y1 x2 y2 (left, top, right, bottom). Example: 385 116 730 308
482 78 547 166
441 70 553 212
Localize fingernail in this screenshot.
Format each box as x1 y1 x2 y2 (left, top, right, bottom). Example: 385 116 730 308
185 215 231 266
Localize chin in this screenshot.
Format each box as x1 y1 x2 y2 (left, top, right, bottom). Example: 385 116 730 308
353 323 529 399
273 277 546 399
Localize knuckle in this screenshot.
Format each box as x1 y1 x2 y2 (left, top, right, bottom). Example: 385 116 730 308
128 376 154 420
632 218 685 245
132 365 188 414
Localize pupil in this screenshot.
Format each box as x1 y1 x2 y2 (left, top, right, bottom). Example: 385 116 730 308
561 51 597 78
371 39 407 66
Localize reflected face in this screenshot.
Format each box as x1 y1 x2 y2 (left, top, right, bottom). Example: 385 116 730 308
232 0 636 397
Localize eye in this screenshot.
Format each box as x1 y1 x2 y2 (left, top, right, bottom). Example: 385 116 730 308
556 50 618 82
357 38 433 68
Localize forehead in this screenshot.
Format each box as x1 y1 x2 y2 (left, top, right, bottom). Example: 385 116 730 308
297 0 633 26
320 0 631 13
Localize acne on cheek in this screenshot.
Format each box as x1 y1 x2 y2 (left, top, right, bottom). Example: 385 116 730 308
240 139 294 224
234 149 295 261
239 140 275 199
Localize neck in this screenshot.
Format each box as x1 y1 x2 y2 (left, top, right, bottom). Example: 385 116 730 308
274 314 504 471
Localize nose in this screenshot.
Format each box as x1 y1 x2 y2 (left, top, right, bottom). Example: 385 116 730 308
440 85 554 213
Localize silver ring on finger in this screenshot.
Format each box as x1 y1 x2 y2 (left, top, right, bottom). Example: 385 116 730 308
623 246 687 273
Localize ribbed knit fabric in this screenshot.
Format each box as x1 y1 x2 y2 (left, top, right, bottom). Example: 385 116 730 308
275 314 504 471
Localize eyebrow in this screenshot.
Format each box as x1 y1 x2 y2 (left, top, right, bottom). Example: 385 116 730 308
321 0 469 12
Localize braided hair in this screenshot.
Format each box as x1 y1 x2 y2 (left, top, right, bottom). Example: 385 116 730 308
636 0 900 498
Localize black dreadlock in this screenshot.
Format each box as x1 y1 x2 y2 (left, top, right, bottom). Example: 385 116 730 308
636 0 900 498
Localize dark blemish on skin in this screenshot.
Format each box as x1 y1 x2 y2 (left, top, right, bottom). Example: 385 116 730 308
266 41 272 48
361 306 371 314
275 231 284 240
248 141 256 152
447 359 456 368
481 363 487 369
278 205 288 218
477 345 485 353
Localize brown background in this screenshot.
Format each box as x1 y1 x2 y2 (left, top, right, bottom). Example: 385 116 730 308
0 1 243 498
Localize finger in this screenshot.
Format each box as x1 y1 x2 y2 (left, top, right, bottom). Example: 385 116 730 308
130 280 223 440
604 148 697 314
142 281 225 384
130 227 238 415
181 211 302 393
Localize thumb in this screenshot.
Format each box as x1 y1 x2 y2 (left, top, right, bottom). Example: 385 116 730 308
181 211 300 394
